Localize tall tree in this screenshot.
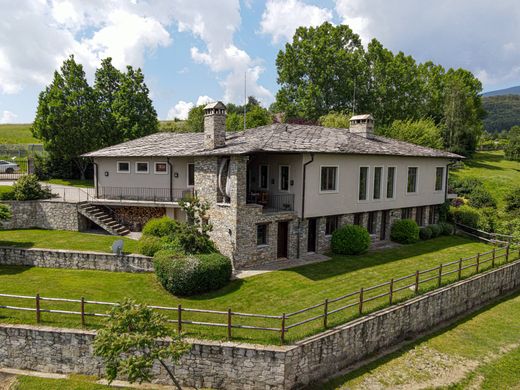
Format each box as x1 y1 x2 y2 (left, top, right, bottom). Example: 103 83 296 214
185 105 205 132
378 118 443 149
32 55 101 180
504 125 520 161
318 112 351 128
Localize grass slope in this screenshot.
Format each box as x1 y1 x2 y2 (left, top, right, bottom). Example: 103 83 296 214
0 236 492 343
12 375 131 390
320 291 520 389
0 124 39 144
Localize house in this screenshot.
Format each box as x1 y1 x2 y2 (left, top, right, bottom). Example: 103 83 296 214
84 102 461 268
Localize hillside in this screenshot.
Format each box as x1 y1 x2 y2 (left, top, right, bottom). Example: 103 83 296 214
482 85 520 97
482 94 520 132
0 124 39 144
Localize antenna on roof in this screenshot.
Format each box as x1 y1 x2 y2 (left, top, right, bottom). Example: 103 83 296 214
352 79 356 116
244 71 247 131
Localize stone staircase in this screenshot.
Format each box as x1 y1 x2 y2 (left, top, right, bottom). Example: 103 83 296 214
78 203 131 236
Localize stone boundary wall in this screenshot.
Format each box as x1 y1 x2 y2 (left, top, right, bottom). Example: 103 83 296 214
0 260 519 389
2 200 87 231
0 247 153 273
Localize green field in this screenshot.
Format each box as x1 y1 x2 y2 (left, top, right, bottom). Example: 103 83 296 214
43 179 94 188
0 124 39 144
320 291 520 389
452 150 520 209
0 236 495 344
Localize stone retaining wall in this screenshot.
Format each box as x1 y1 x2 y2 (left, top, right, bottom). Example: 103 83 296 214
0 260 519 389
0 247 153 273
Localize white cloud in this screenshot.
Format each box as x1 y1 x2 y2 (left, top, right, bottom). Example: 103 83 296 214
167 95 214 120
260 0 333 44
0 110 18 124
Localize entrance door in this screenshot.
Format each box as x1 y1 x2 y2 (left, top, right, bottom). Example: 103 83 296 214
307 218 317 252
380 210 389 240
277 221 289 258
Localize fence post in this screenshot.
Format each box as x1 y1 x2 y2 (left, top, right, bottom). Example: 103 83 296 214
506 245 510 263
177 304 182 334
81 296 85 327
359 288 364 315
438 264 443 287
389 278 394 305
414 271 420 294
281 313 286 344
36 293 41 324
476 253 480 273
458 258 463 280
227 308 232 340
492 248 496 267
323 299 329 328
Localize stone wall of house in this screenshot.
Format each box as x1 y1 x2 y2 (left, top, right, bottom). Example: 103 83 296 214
0 247 153 273
2 200 88 231
112 206 166 231
0 260 518 389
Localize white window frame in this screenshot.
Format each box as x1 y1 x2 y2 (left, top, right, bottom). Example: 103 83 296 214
259 164 269 190
154 162 168 175
434 166 445 192
386 166 396 200
406 166 419 194
117 161 131 174
319 165 339 193
372 166 383 201
187 163 195 187
135 161 149 174
278 165 290 192
357 166 370 202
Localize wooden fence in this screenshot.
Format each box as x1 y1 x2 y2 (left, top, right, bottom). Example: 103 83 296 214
0 245 517 344
455 223 513 245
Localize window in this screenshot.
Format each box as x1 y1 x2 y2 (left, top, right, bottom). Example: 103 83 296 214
407 167 418 193
402 207 412 219
358 167 369 200
321 166 338 192
257 224 268 246
187 163 195 187
325 215 340 235
435 167 444 191
353 212 363 226
135 162 149 173
386 167 395 199
367 211 377 234
279 165 290 191
373 167 382 200
415 206 425 226
259 165 269 189
429 205 438 224
154 162 168 174
117 161 130 173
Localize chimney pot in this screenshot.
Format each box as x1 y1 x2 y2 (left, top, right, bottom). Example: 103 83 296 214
349 114 374 139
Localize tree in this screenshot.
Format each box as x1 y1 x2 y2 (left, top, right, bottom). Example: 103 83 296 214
226 112 243 131
94 299 190 389
246 104 272 129
505 125 520 161
185 105 205 132
318 112 351 128
0 204 11 226
378 118 443 149
32 55 101 180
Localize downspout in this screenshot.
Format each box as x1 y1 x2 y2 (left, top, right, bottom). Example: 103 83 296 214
297 153 315 258
167 157 173 202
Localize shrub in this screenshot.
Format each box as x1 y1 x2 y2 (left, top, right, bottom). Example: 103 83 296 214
142 216 181 238
11 174 53 201
505 187 520 213
429 224 442 238
449 205 480 228
449 176 484 197
173 225 217 254
468 187 496 209
137 235 165 257
438 201 451 222
438 222 454 235
451 197 467 208
154 250 232 296
330 225 371 255
476 207 498 232
419 226 433 240
390 219 419 244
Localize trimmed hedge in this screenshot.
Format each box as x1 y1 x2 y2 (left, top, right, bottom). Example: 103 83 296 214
419 226 433 240
331 225 371 255
142 217 181 237
137 235 164 257
438 222 454 235
449 205 480 228
154 250 232 296
390 219 419 244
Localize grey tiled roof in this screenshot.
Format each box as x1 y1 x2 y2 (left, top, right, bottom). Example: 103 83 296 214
84 124 462 159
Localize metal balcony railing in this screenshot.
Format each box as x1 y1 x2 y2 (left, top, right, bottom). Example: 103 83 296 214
96 186 193 203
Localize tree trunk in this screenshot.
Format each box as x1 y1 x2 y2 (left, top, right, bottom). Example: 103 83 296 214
158 359 182 390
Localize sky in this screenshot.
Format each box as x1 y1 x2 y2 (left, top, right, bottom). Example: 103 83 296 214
1 0 520 124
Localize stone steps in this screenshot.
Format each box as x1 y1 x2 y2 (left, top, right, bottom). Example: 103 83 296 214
78 203 131 236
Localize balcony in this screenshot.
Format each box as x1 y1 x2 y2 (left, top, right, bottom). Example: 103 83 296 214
247 192 295 212
96 186 193 203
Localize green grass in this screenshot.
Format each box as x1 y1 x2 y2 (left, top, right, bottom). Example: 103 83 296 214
0 185 13 195
319 291 520 389
0 229 138 254
0 236 496 344
43 179 94 188
453 150 520 209
12 374 129 390
0 124 39 144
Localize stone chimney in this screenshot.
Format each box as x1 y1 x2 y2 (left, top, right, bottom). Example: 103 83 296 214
349 114 374 139
204 101 227 150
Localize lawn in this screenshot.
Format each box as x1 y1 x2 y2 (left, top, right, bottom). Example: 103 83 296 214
319 290 520 389
0 229 138 254
10 375 131 390
0 185 13 196
0 123 39 144
0 236 497 344
43 179 94 188
452 150 520 209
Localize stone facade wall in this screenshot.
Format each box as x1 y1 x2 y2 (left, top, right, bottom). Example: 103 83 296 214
0 260 518 389
0 247 153 273
112 206 166 231
2 200 87 231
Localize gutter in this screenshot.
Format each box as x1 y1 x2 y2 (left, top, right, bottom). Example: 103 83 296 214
167 157 173 202
297 153 315 259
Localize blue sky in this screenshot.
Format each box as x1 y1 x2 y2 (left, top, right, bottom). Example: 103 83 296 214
1 0 520 124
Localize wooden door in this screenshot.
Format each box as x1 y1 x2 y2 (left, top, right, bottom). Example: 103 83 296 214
307 218 317 252
277 221 289 258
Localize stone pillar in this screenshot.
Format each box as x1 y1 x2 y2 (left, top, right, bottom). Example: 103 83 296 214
317 217 329 253
340 214 354 227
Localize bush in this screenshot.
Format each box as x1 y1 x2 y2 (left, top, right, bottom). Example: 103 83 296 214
142 217 181 238
390 219 419 244
330 225 371 255
449 176 484 197
476 207 498 232
429 224 442 238
468 187 496 209
419 226 433 240
438 201 451 222
505 187 520 213
137 235 165 257
154 250 232 296
438 222 454 235
449 205 479 228
11 174 53 201
173 225 217 254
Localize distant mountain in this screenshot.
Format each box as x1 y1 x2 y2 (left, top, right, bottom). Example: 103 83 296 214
482 86 520 97
482 94 520 132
